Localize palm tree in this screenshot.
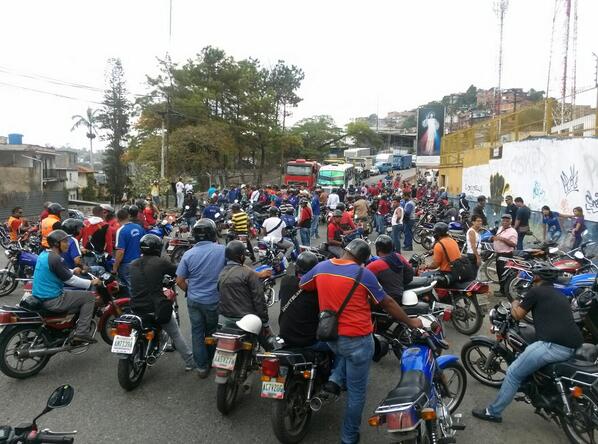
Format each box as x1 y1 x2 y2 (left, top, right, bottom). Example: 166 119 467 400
71 107 100 170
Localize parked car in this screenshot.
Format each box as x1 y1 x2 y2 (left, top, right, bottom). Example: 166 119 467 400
375 162 393 174
368 166 380 176
68 209 85 220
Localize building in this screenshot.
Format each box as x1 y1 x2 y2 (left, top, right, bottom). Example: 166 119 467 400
54 148 81 200
551 113 597 137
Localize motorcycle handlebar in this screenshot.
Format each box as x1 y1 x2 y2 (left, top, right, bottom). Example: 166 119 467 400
27 433 74 444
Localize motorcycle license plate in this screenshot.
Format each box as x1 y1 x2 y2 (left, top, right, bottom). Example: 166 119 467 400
212 350 237 370
261 380 285 399
111 335 136 354
167 245 175 252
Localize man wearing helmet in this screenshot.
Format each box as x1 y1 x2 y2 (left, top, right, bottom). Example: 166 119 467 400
218 240 273 347
261 206 294 253
366 235 414 302
60 218 85 270
201 197 221 221
422 222 464 286
458 192 470 212
230 203 256 263
176 219 226 378
130 234 196 371
299 239 422 444
41 203 64 248
32 229 101 345
182 189 199 228
473 265 583 423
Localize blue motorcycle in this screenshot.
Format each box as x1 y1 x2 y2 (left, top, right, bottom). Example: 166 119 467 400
369 314 467 443
147 220 174 239
0 244 38 297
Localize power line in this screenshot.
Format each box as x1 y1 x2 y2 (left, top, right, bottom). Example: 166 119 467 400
0 80 105 105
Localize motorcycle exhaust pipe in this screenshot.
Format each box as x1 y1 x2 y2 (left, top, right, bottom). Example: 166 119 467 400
19 345 81 358
242 373 255 394
146 355 157 366
309 397 323 412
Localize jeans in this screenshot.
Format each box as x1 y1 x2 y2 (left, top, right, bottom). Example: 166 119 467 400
547 229 562 242
496 252 512 294
42 290 96 336
187 300 219 369
374 214 385 235
185 217 196 229
391 224 403 253
310 217 320 239
488 341 575 416
152 195 160 207
299 227 311 246
343 228 364 244
403 219 414 249
162 312 195 368
516 231 525 250
573 236 582 250
327 334 375 444
118 262 132 291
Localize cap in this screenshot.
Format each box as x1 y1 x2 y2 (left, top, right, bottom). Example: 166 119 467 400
333 210 343 217
501 213 512 220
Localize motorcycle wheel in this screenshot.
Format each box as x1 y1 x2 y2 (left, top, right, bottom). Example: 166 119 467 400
437 361 467 414
170 246 186 266
451 294 483 335
271 379 312 444
117 340 147 391
480 259 499 284
0 326 51 379
0 267 18 297
0 231 9 249
413 229 423 245
217 377 240 415
460 340 508 388
99 302 131 346
265 285 276 308
560 393 598 444
421 236 434 251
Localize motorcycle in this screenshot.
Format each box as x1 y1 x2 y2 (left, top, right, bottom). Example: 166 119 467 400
205 315 265 415
0 244 38 297
111 276 178 391
166 237 194 266
147 219 174 240
368 314 467 443
0 272 129 379
0 224 9 249
461 302 598 443
0 384 77 444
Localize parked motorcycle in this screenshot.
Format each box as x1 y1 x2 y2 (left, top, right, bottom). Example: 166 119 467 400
111 276 178 391
461 302 598 443
0 244 38 297
0 384 77 444
205 315 265 415
368 314 467 443
0 272 128 379
166 237 194 265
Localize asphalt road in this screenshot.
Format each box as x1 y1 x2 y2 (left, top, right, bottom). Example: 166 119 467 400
0 185 568 444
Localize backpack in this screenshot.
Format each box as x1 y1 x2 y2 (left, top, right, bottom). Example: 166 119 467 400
438 240 475 283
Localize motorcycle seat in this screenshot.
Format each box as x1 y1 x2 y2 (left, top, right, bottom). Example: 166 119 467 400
447 280 472 290
517 324 536 344
405 276 434 289
382 370 430 406
403 302 431 317
574 343 598 363
556 275 572 285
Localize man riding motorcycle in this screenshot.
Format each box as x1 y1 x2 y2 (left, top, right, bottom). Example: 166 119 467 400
40 203 64 248
129 234 196 371
366 235 414 303
32 229 101 345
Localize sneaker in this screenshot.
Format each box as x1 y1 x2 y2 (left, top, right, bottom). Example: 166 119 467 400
197 367 210 379
472 408 502 423
185 364 197 372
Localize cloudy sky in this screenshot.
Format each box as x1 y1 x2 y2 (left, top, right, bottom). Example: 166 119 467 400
0 0 596 150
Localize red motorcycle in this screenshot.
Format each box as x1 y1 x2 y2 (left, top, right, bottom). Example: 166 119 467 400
0 272 129 379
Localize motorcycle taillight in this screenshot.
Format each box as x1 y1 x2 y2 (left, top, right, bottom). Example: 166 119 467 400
0 312 17 324
116 323 133 337
262 358 280 377
217 338 241 352
386 409 418 432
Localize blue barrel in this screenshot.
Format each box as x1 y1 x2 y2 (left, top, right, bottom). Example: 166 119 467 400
8 133 23 144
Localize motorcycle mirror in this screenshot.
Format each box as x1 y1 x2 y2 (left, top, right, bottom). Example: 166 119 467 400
47 384 75 409
185 205 190 210
574 251 585 260
549 247 559 255
215 213 220 218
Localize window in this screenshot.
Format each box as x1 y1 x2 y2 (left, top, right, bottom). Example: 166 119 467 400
573 124 584 137
318 170 345 186
286 164 312 176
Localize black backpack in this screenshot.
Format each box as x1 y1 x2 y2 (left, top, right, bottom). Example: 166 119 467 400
438 240 475 283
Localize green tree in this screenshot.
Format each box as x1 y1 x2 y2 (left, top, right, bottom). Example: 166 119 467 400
399 114 417 129
71 107 100 170
98 58 131 202
346 121 383 149
81 174 97 201
528 88 545 102
290 115 343 159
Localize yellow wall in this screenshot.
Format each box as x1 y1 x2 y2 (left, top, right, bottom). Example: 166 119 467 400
439 165 462 195
463 148 490 168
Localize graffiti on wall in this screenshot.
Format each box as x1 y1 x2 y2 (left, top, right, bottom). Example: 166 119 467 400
561 166 579 195
465 184 482 195
461 138 598 222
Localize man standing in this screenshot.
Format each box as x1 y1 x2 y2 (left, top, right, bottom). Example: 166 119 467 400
492 214 518 296
298 199 313 246
390 196 404 253
182 190 199 228
111 208 143 291
176 220 226 378
7 207 25 242
300 239 422 444
504 195 517 224
402 195 416 251
375 194 390 235
175 177 185 209
327 188 340 210
150 180 160 209
472 195 488 226
513 197 531 250
310 189 321 239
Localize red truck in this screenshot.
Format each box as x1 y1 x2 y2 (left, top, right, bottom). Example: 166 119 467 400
283 159 320 189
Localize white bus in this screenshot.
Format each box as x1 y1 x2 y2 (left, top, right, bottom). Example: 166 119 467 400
317 163 356 192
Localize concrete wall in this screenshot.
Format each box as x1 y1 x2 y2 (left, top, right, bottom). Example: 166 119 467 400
0 167 36 193
462 137 598 222
0 190 68 221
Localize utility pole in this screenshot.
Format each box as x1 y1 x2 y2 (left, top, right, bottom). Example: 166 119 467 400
561 0 572 125
494 0 509 136
160 113 166 178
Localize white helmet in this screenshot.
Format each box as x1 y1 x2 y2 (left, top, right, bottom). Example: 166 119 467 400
402 290 418 306
235 314 262 335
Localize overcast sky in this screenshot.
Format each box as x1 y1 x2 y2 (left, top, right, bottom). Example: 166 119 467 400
0 0 596 150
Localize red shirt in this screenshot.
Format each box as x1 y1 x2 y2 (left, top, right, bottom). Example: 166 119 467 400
106 219 120 254
39 209 49 221
299 259 386 336
143 207 157 226
377 199 391 216
327 222 343 242
340 212 356 230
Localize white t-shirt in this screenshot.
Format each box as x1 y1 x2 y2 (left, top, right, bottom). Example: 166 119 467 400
176 181 184 193
262 217 286 242
184 183 193 192
327 193 340 209
391 206 404 226
250 190 260 203
466 227 481 255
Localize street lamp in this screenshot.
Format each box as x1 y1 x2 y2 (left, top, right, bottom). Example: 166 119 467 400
22 154 43 192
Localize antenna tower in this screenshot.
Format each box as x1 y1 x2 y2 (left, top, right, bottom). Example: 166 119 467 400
493 0 509 120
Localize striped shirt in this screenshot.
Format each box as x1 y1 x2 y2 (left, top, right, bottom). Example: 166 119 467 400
231 211 249 233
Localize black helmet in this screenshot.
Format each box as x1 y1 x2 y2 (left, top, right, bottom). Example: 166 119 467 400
433 222 449 237
140 234 163 256
532 265 560 282
225 240 246 263
284 205 295 215
47 229 70 248
135 199 147 208
295 251 318 275
47 203 64 216
268 206 280 216
231 203 241 211
193 219 217 242
61 218 84 237
344 239 371 264
374 235 394 254
336 202 346 211
128 205 139 218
